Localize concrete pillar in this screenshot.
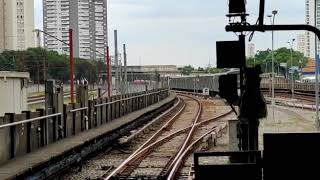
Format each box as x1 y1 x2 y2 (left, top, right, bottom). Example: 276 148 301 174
106 97 111 122
76 83 89 107
45 80 64 143
7 113 28 158
64 104 73 137
119 96 123 117
229 119 240 151
36 109 46 147
124 94 129 115
137 93 141 110
111 96 116 120
23 111 41 153
116 95 120 118
87 100 94 130
96 99 102 126
45 108 53 144
101 98 107 124
114 30 119 93
128 94 132 113
0 114 12 163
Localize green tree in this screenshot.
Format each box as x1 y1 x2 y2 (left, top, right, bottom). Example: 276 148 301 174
246 47 308 74
207 67 221 74
0 47 106 84
178 65 194 75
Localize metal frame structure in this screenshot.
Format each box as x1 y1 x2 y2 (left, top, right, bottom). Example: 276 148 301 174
226 24 320 130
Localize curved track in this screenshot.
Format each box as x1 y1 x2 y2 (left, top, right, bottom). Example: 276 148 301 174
106 94 232 179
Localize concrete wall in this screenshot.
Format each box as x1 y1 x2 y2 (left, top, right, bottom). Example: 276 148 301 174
0 88 170 165
0 72 29 116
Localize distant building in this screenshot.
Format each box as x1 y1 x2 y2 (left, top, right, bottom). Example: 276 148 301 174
297 34 306 55
43 0 108 60
302 58 316 82
0 71 29 116
247 43 256 58
0 0 35 51
305 0 320 58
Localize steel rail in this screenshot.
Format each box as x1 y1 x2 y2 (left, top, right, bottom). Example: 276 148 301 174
106 96 232 179
167 123 228 180
108 109 232 179
119 97 185 144
162 94 202 177
105 96 186 179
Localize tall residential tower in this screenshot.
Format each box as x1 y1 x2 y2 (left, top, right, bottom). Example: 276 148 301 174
247 43 256 58
297 34 306 55
305 0 320 58
0 0 35 51
43 0 108 60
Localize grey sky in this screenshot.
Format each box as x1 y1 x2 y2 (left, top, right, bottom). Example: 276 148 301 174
34 0 305 67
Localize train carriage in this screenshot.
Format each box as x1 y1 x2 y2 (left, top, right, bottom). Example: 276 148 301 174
169 69 239 94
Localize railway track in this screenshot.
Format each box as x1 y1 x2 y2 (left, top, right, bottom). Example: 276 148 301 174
262 89 316 103
104 94 232 180
27 89 99 104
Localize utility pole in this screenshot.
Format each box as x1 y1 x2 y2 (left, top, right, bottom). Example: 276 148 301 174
37 61 40 92
288 38 295 99
69 29 75 103
315 0 320 130
123 44 128 93
43 49 47 83
114 30 119 94
36 29 47 82
106 46 111 97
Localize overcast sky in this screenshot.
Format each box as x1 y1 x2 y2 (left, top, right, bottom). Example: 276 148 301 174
34 0 305 67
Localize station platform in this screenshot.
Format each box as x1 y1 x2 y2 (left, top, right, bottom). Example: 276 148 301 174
0 94 176 179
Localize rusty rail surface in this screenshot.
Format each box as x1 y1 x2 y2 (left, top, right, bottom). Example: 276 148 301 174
105 96 186 179
106 95 232 179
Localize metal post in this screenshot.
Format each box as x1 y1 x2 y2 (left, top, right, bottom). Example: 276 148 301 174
268 11 277 124
290 39 295 99
69 29 75 103
123 44 128 93
271 15 275 106
106 46 111 97
36 30 41 48
114 30 119 94
315 2 320 130
37 62 40 92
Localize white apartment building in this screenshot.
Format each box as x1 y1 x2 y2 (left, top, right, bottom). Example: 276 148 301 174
43 0 108 60
247 43 256 58
297 34 306 55
0 0 35 51
305 0 320 58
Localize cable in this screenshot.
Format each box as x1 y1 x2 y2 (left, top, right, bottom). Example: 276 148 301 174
248 18 259 42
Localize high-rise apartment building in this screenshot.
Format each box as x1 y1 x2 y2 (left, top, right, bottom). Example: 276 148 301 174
43 0 108 60
305 0 320 58
247 43 256 58
0 0 35 51
297 34 306 55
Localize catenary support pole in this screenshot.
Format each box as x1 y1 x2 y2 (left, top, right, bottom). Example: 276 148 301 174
69 29 74 103
123 44 128 93
107 46 111 97
315 2 320 130
114 30 119 94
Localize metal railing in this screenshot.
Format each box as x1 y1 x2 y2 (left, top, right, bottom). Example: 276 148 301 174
94 89 168 108
0 113 62 129
69 107 88 113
